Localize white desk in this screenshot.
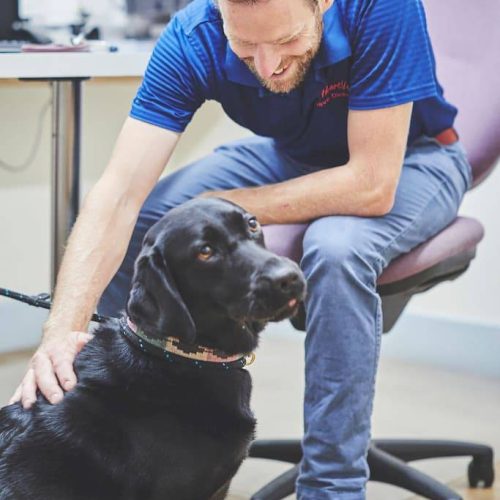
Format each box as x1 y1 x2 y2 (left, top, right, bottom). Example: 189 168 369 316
0 42 153 289
0 41 154 79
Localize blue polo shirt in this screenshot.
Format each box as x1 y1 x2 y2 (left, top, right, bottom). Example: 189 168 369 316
131 0 457 167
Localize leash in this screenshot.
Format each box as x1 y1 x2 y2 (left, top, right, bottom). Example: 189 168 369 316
0 287 257 369
0 287 111 324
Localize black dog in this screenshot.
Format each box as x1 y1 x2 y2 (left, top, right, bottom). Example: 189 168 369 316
0 198 306 500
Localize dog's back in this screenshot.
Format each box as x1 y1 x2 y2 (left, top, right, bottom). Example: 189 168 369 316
0 324 256 500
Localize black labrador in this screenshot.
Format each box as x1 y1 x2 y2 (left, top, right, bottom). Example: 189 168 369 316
0 198 306 500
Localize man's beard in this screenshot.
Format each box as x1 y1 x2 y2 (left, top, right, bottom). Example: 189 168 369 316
242 14 323 94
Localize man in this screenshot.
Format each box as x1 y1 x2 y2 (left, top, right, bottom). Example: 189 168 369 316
11 0 472 497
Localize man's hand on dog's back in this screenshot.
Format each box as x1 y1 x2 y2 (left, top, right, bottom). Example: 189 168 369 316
9 330 93 409
8 118 181 409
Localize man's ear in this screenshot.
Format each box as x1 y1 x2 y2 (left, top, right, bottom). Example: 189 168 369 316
126 245 196 344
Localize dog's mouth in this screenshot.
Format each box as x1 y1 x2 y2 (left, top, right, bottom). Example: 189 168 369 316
227 290 305 325
266 297 301 322
211 259 307 327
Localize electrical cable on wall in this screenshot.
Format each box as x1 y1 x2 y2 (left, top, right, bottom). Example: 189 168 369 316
0 98 51 173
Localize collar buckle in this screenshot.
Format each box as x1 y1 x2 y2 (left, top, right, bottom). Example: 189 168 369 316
244 352 256 366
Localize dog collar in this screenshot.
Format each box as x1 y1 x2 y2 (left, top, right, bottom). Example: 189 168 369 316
119 317 255 370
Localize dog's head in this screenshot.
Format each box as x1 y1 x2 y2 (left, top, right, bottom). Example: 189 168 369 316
126 198 306 355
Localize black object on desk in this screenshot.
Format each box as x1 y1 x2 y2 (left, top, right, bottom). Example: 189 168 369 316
0 0 52 47
0 0 19 40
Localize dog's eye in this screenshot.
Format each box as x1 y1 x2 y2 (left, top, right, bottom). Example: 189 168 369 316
248 217 260 233
197 245 214 261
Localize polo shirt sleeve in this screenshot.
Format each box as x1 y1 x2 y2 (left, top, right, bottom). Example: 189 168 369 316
130 16 209 132
344 0 438 110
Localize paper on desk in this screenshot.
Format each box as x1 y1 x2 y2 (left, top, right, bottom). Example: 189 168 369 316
21 43 90 53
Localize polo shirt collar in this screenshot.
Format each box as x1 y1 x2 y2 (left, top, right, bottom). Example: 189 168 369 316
223 1 351 89
312 1 352 72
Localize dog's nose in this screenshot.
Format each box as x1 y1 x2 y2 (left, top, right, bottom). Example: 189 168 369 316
273 269 303 293
259 265 305 297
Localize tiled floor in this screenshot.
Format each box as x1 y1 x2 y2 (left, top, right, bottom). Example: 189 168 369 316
1 323 499 499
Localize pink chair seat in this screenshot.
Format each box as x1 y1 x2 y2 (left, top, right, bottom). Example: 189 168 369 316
377 217 484 285
263 217 484 287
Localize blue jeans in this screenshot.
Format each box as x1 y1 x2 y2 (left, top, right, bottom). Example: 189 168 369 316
98 135 472 499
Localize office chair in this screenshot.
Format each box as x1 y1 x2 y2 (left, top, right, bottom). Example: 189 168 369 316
249 0 500 498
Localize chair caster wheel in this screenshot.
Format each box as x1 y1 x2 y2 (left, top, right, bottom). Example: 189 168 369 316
468 457 494 488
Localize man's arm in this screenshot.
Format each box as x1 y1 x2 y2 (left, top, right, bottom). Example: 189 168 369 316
11 117 180 408
203 102 413 223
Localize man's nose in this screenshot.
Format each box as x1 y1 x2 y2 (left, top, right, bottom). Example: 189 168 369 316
253 45 281 79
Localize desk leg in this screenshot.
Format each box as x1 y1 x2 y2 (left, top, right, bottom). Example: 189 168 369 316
50 80 82 291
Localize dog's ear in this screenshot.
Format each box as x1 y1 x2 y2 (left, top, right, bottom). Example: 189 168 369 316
126 245 196 344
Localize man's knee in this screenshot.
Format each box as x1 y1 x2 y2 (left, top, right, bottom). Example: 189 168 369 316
301 217 383 282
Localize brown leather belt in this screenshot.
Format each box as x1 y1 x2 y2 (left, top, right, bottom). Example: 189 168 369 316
434 127 459 146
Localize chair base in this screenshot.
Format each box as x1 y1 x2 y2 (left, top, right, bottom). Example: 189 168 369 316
248 439 495 500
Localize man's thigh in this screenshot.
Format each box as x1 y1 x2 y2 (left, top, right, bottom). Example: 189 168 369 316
142 136 308 218
303 137 472 275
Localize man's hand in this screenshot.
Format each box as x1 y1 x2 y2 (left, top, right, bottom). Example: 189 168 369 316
8 330 93 409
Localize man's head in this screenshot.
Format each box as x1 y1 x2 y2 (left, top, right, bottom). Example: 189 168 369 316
218 0 334 94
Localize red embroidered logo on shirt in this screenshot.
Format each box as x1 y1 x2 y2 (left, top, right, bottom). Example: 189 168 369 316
316 80 350 108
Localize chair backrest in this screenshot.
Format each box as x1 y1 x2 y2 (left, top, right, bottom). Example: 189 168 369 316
424 0 500 186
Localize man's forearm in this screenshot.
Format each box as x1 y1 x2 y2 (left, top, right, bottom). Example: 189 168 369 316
43 118 180 336
43 178 140 335
206 161 395 225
